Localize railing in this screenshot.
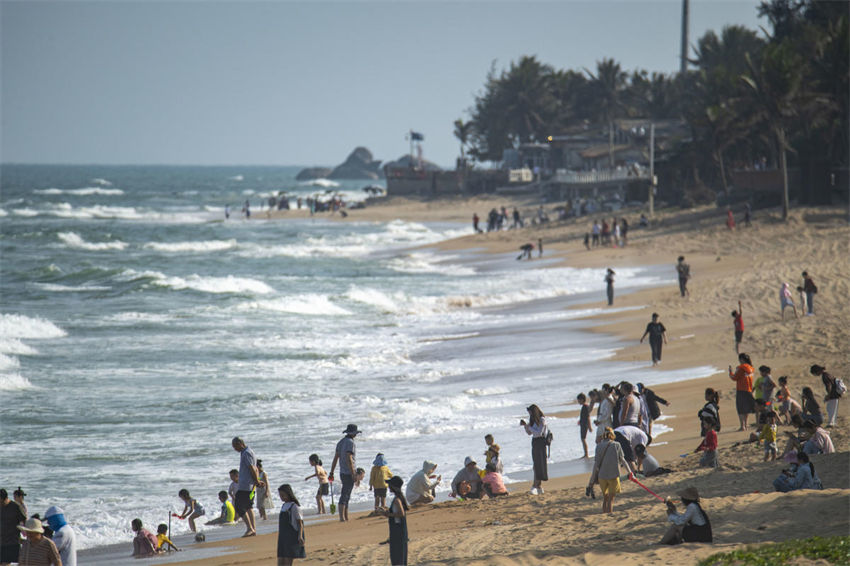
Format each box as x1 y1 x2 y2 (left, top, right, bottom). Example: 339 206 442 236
553 168 647 184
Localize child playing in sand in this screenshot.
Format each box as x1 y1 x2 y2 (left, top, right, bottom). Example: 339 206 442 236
206 491 236 525
695 416 718 468
304 454 329 514
577 393 593 458
484 434 503 473
760 411 778 461
173 489 205 532
369 453 393 511
481 462 508 497
156 523 179 552
776 376 802 424
131 518 158 557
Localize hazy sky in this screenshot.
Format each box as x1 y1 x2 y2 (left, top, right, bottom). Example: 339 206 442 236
1 1 763 167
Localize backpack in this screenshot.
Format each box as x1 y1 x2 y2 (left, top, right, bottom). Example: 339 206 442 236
834 378 847 396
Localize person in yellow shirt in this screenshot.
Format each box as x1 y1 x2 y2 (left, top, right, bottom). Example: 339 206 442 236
759 411 778 461
156 523 179 552
206 491 237 525
369 453 393 511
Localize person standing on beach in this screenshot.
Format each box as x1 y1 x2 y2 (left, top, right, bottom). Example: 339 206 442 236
577 393 593 459
802 272 817 315
676 256 690 298
593 386 615 444
472 213 482 234
620 218 629 246
640 313 668 366
520 404 549 495
232 437 265 537
276 484 305 566
726 207 735 230
811 365 842 427
1 488 26 566
731 300 744 354
591 221 601 247
729 353 755 431
384 476 409 566
604 269 615 306
780 283 798 320
329 424 360 522
587 427 631 514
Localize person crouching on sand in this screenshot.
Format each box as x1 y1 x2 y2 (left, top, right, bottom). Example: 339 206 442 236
659 487 712 545
406 461 441 506
174 489 205 533
587 427 631 513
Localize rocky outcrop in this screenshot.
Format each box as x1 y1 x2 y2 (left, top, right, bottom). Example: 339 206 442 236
382 154 443 172
327 147 384 180
295 167 333 181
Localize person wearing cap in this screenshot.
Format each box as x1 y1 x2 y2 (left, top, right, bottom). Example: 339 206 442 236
329 424 360 522
17 517 62 565
13 488 28 519
450 457 483 499
1 488 27 566
43 507 76 566
231 437 265 537
383 476 409 566
660 487 712 544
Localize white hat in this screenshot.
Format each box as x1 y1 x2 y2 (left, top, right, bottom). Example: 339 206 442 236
44 506 64 518
18 517 45 534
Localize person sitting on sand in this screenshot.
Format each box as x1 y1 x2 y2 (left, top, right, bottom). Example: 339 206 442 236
801 420 835 455
776 376 802 424
695 416 719 468
405 461 441 506
801 387 823 426
156 523 179 552
773 451 822 492
451 457 483 499
587 427 631 514
779 414 809 460
729 353 755 431
481 462 508 498
698 388 720 437
131 518 159 557
206 491 236 526
659 487 712 545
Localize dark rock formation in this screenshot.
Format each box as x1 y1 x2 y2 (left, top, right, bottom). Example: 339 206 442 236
295 167 333 181
327 147 384 180
382 154 443 172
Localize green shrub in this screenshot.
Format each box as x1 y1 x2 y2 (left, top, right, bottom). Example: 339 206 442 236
698 536 850 565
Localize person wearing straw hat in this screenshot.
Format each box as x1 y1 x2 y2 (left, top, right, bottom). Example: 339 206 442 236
43 506 76 566
660 486 712 545
329 424 361 522
17 517 62 565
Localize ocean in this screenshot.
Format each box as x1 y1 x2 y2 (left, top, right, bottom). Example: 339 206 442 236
0 164 717 553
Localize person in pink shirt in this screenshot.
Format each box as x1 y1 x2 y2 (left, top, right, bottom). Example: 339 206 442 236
481 462 508 498
779 283 798 320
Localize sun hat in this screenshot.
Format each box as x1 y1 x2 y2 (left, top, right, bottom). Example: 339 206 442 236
18 518 44 534
464 456 477 467
343 424 361 435
678 486 700 501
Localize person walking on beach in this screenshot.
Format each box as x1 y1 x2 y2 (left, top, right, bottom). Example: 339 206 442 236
231 437 265 537
520 404 549 495
383 476 409 566
802 271 817 315
604 268 615 306
640 313 668 366
276 484 305 565
729 353 755 431
591 220 601 247
731 300 744 354
587 427 631 514
1 488 26 566
676 256 690 298
638 383 669 437
812 364 842 427
780 283 798 320
329 424 360 522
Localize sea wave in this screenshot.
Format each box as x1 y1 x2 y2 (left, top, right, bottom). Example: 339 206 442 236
0 208 7 217
0 353 21 371
0 338 39 356
57 232 128 251
90 178 113 186
236 294 351 316
120 269 275 295
0 313 67 340
34 283 112 292
299 178 340 188
0 374 37 392
143 239 238 253
385 252 476 276
35 187 124 196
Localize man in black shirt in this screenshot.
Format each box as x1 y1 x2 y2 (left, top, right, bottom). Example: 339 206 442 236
640 313 668 366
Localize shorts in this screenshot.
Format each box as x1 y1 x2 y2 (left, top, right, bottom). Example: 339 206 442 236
599 477 621 497
235 490 254 516
781 298 794 309
764 442 777 455
0 543 20 563
318 483 329 496
338 473 354 506
373 487 387 498
735 330 743 344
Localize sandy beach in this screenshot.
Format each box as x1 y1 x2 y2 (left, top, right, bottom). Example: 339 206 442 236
165 199 849 565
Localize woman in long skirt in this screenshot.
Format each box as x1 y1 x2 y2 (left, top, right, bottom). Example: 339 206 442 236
520 404 549 495
277 484 305 566
384 476 409 566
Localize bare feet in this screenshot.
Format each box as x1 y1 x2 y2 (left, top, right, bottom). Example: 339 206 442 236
242 531 256 538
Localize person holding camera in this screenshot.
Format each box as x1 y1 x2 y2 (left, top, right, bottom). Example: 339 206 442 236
520 404 549 495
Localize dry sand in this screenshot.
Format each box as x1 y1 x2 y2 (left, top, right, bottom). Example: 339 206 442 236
171 200 849 565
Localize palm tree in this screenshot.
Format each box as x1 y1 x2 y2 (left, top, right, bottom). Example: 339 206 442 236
585 58 627 168
453 118 473 169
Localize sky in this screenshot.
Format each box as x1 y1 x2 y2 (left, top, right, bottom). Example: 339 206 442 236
1 1 764 168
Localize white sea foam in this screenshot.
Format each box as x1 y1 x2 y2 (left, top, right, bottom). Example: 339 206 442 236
33 188 64 195
143 239 238 253
299 178 340 188
122 269 275 295
90 178 113 186
34 187 124 195
57 232 128 251
0 314 67 339
102 312 176 324
12 208 39 216
0 338 39 356
0 353 21 371
0 208 6 217
237 294 352 316
385 252 476 276
229 175 244 181
0 374 37 391
35 283 112 292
